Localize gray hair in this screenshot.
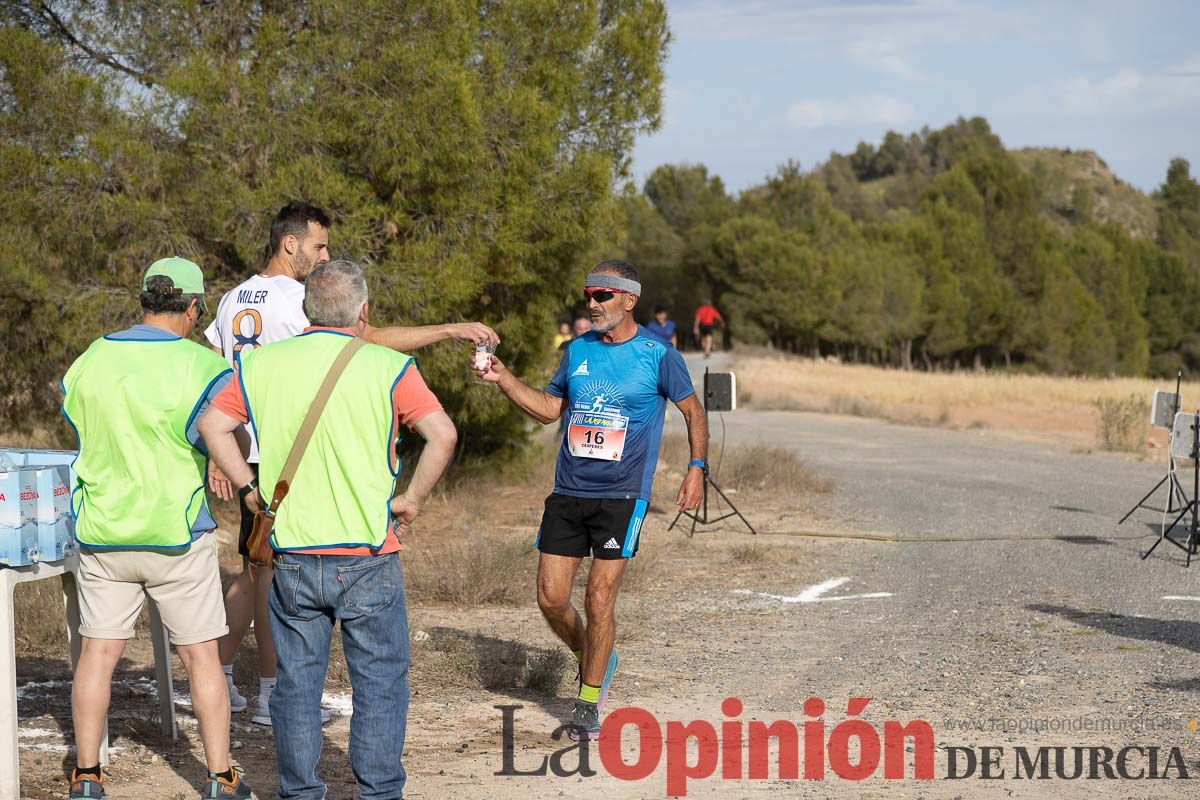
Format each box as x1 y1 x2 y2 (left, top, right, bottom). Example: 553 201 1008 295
593 258 640 283
303 259 369 327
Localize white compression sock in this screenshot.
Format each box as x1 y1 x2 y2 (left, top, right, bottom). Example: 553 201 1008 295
260 677 277 697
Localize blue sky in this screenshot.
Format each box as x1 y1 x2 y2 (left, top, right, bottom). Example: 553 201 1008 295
631 0 1200 194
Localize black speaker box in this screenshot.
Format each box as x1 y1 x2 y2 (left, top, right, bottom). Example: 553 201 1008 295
704 372 736 412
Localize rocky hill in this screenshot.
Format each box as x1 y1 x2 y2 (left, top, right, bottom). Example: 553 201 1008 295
1012 147 1158 238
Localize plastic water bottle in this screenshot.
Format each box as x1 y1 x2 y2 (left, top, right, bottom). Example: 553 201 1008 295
0 452 16 472
473 342 494 372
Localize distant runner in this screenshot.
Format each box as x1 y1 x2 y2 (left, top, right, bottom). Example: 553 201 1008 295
474 259 707 739
693 300 724 358
646 305 677 348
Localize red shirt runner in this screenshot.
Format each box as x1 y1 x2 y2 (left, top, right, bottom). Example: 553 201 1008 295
694 305 722 326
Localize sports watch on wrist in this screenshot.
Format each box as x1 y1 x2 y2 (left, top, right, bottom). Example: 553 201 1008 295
688 459 708 474
237 479 258 501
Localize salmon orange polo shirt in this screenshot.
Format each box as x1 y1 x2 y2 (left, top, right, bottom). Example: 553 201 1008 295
210 326 443 556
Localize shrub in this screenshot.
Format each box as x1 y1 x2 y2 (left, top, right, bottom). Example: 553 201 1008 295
1093 394 1149 452
404 536 535 606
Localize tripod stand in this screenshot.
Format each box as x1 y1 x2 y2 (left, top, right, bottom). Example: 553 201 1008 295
1143 410 1200 565
1121 370 1187 529
668 369 756 538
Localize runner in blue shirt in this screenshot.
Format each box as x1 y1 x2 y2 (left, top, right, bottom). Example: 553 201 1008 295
475 260 708 740
645 305 677 348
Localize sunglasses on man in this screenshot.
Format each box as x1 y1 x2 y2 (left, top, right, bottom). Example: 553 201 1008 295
584 287 631 304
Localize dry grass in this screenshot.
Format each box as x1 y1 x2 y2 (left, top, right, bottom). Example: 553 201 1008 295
736 352 1174 452
1093 395 1150 452
657 433 832 496
729 542 770 563
620 539 681 592
727 541 800 565
717 442 833 494
524 648 572 694
404 535 536 606
410 628 572 694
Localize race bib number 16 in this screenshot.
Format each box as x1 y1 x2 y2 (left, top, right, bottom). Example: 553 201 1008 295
567 412 629 461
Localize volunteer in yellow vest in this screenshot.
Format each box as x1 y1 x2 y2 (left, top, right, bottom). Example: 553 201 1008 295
206 201 498 728
200 259 457 800
60 258 254 799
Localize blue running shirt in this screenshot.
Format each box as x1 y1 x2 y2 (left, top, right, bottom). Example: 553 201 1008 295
546 327 695 500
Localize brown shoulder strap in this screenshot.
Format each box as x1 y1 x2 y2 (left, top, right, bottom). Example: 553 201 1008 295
267 337 365 514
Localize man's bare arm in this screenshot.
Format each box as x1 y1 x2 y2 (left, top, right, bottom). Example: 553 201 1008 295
401 411 457 506
364 321 498 351
500 373 569 425
674 392 707 511
474 354 567 424
199 407 258 507
389 410 458 537
676 393 708 464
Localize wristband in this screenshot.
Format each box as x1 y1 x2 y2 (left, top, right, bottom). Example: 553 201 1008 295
237 479 258 501
688 459 707 472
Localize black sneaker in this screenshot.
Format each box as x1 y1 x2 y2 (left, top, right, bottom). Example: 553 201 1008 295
69 770 107 799
568 699 601 741
199 767 254 798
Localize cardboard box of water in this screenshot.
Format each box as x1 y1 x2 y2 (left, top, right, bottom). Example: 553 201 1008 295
33 465 72 561
0 468 39 566
0 449 77 565
23 450 76 562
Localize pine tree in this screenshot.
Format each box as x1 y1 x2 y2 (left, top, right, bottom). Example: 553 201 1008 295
0 0 670 451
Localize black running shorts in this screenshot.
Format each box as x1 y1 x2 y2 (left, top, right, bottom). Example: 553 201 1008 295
536 493 648 560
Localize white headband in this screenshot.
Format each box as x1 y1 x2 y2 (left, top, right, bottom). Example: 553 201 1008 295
585 273 642 295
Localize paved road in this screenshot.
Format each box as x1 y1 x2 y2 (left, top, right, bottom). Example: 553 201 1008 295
676 351 1175 541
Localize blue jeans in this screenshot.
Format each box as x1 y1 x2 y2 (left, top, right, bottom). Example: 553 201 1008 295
269 552 410 800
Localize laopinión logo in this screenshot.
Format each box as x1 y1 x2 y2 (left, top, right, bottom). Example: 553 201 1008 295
495 697 1192 797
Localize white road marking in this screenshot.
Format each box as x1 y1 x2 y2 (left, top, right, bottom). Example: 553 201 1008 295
733 576 893 604
1163 596 1200 601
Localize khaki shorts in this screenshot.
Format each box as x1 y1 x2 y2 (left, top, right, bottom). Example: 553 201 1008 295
76 534 228 646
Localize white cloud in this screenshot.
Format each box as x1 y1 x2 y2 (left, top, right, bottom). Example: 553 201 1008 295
1022 56 1200 116
669 0 1025 80
786 94 917 129
845 39 924 81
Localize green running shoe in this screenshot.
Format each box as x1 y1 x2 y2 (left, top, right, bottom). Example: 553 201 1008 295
568 699 601 741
